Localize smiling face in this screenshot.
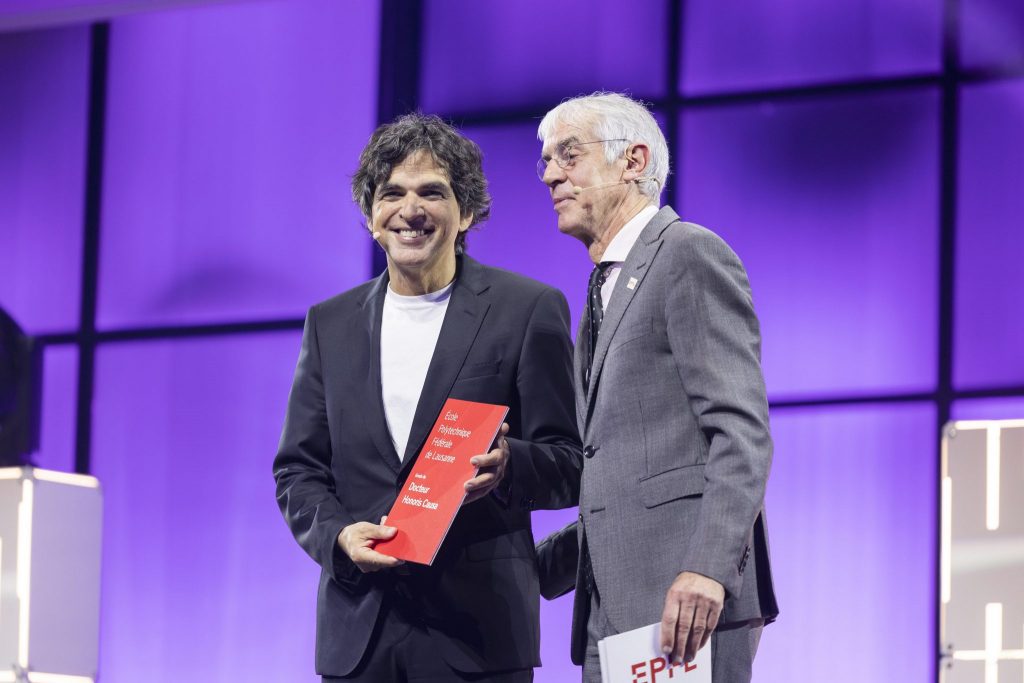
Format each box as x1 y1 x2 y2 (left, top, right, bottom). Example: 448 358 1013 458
371 150 472 294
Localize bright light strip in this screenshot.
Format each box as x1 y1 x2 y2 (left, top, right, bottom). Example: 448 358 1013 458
0 467 23 480
0 673 95 683
28 674 96 683
953 419 1024 431
17 478 34 668
986 602 1003 683
986 427 1001 531
31 469 99 489
941 476 952 603
953 650 1024 660
951 613 1024 666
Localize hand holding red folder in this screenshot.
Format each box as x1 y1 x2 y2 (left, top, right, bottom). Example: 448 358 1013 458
462 422 510 504
375 398 510 565
336 515 405 573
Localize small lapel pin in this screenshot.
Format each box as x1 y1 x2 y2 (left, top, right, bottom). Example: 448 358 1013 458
626 277 638 290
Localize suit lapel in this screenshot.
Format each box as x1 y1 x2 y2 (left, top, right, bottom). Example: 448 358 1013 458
573 305 590 427
362 273 403 474
584 207 680 426
399 256 491 475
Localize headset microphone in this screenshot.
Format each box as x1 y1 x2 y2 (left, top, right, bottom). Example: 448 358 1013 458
572 179 628 195
572 177 657 195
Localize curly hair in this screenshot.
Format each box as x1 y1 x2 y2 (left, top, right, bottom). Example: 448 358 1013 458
352 113 491 254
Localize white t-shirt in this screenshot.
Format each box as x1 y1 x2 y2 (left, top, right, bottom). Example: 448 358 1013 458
380 281 454 460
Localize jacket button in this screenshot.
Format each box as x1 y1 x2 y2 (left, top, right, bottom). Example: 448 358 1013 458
583 445 598 459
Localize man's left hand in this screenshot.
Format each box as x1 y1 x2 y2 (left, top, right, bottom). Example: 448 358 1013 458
659 571 725 665
463 423 510 504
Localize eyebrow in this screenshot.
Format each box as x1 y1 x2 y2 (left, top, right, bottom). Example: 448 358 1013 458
542 135 582 159
376 182 403 196
376 180 452 196
417 181 451 195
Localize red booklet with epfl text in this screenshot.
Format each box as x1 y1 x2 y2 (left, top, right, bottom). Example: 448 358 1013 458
375 398 509 565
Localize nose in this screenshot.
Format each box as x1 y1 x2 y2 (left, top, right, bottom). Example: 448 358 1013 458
398 195 425 222
540 158 564 187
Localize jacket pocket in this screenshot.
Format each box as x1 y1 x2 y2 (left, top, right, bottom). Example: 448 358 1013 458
639 463 705 508
609 317 654 350
457 359 501 380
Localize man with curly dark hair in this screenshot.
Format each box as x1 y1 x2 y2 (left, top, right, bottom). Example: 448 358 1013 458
274 113 582 682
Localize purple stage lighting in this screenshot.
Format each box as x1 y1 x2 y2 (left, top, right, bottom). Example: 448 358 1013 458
97 0 379 330
0 26 88 334
954 79 1024 390
681 0 942 94
678 89 940 399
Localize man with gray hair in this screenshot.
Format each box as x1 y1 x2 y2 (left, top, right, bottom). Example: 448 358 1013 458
536 93 778 682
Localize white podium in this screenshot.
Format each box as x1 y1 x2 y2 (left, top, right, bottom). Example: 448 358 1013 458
0 467 102 683
941 419 1024 683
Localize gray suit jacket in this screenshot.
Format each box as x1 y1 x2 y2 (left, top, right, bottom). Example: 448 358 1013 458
563 206 779 663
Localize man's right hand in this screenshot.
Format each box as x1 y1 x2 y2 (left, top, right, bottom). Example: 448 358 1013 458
337 517 405 573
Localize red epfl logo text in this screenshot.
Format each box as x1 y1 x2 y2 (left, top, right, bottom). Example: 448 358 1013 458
630 657 697 682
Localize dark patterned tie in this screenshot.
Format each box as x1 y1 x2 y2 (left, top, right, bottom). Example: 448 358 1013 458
584 261 614 391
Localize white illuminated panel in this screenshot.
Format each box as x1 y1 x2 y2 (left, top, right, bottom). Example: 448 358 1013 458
0 467 101 683
941 421 1024 683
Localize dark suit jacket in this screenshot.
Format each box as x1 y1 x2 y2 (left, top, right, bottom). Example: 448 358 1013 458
560 207 779 664
273 255 582 676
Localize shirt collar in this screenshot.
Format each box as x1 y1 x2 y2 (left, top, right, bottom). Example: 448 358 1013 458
601 205 659 264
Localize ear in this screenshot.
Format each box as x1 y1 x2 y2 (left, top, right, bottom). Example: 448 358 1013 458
459 213 474 232
622 143 651 181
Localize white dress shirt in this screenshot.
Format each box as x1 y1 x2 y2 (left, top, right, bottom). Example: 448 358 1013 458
599 205 659 309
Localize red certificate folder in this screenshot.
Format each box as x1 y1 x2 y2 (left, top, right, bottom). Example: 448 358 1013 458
375 398 509 565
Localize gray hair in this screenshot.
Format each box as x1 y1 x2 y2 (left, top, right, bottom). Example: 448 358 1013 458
538 92 669 202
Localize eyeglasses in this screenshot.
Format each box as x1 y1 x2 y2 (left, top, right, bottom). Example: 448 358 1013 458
536 139 628 181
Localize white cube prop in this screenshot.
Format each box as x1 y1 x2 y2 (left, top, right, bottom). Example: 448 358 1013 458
0 467 102 683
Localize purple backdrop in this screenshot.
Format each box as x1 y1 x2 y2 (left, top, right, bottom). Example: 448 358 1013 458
0 25 88 334
757 402 937 682
952 397 1024 421
91 333 319 683
961 0 1024 69
681 0 942 94
33 345 79 473
679 89 941 400
421 0 666 114
954 79 1024 389
97 0 378 329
